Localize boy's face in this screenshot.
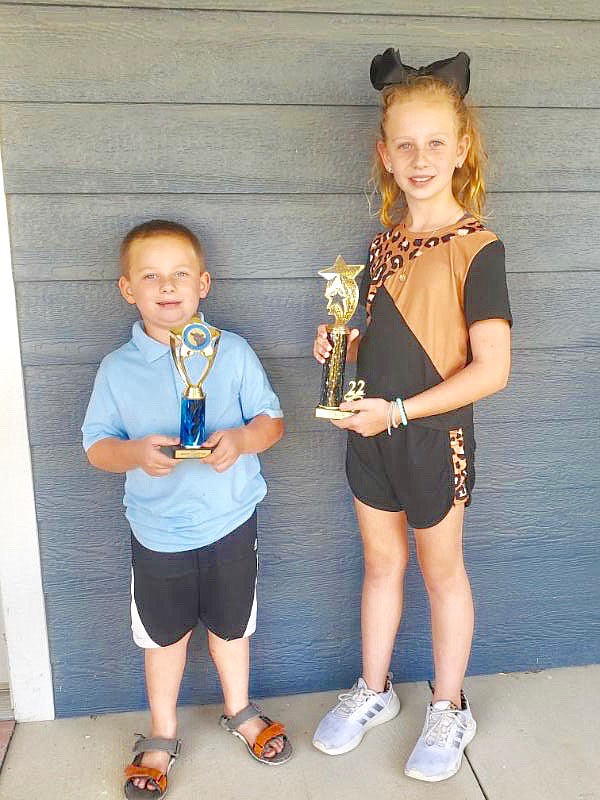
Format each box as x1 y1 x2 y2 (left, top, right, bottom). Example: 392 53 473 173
118 234 210 344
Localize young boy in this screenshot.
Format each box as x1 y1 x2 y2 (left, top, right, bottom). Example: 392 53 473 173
82 220 291 798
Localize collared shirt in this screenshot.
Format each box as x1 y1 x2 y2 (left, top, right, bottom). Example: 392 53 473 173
82 321 283 552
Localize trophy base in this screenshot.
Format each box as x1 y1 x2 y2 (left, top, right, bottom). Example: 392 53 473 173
315 406 354 420
173 446 213 460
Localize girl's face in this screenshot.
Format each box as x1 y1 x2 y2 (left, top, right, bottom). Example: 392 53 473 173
377 98 469 209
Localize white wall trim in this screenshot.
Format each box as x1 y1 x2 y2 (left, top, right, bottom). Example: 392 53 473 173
0 149 55 721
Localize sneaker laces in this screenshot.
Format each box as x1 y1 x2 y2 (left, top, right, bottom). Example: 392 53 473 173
424 705 464 748
334 684 378 718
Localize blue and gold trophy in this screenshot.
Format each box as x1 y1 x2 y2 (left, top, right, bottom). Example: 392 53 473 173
170 313 221 459
315 255 366 419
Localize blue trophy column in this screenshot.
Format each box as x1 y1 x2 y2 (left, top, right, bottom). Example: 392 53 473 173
180 394 206 448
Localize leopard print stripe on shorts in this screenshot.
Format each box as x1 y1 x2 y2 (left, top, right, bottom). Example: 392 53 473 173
449 427 469 504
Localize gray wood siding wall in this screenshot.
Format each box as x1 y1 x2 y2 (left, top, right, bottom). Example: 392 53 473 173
1 2 599 716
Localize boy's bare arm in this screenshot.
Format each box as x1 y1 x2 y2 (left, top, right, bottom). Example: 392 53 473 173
236 414 285 455
202 415 284 473
87 434 179 477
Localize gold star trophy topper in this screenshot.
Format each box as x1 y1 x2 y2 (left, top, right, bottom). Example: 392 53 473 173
315 256 366 419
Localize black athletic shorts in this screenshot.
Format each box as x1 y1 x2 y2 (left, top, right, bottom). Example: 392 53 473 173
346 423 475 529
130 512 258 648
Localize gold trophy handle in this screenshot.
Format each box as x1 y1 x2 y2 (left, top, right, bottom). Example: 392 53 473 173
170 337 193 388
171 344 220 398
170 317 221 397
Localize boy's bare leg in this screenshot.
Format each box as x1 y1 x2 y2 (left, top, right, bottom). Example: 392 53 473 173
207 630 284 758
415 503 474 707
355 498 410 693
131 630 192 791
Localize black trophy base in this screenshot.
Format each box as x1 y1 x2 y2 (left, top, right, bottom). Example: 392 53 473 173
173 446 213 460
315 405 354 420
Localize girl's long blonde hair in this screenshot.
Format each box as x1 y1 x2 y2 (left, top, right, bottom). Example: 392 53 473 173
372 76 487 227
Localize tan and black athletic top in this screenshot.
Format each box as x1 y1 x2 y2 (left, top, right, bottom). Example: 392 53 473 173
358 215 513 431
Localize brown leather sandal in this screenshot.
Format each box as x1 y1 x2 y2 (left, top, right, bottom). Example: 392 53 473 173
123 735 182 798
219 703 292 765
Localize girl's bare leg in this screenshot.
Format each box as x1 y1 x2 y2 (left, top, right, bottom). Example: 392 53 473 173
415 503 474 706
355 498 410 692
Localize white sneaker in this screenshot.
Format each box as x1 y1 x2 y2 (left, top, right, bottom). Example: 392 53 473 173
312 675 401 755
404 697 476 782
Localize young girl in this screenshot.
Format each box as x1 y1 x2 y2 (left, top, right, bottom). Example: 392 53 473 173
312 49 512 782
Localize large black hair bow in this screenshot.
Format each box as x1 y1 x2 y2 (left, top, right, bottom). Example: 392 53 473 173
370 49 470 98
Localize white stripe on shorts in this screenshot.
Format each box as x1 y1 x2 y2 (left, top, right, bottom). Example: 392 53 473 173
130 570 160 649
241 541 258 638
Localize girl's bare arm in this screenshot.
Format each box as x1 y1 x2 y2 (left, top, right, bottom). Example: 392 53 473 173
331 318 511 436
403 318 511 420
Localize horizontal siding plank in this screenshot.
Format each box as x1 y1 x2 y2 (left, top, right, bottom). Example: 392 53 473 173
2 105 599 194
28 437 353 518
15 272 600 366
34 490 600 621
2 1 598 21
22 349 600 445
35 488 600 587
7 194 381 281
8 192 600 282
2 9 599 106
29 419 600 524
16 277 322 363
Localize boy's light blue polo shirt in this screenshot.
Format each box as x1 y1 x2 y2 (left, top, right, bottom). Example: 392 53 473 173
82 320 283 552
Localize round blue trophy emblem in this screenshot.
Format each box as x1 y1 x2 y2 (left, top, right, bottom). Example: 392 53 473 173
182 322 212 352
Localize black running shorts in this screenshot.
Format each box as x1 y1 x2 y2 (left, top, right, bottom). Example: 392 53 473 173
130 512 258 648
346 424 475 529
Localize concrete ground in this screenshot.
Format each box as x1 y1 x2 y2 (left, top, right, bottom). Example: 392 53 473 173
0 664 598 800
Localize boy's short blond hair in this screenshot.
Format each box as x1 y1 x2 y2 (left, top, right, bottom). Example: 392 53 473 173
120 219 204 274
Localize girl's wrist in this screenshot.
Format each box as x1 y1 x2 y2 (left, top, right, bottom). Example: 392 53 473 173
401 397 415 421
386 397 408 435
396 398 409 426
391 401 400 428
